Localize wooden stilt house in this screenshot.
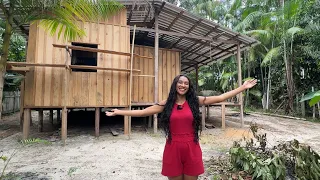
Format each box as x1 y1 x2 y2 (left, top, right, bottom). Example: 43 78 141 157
1 0 259 142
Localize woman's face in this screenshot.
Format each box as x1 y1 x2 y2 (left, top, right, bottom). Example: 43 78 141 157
176 76 190 95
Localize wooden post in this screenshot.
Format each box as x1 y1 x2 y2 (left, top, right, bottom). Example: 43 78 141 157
236 44 244 127
128 25 136 136
201 105 206 130
38 109 43 132
221 104 226 129
153 10 159 134
301 93 305 117
61 47 70 143
195 64 199 93
124 116 129 135
20 80 25 130
61 107 67 144
49 109 53 125
148 115 152 128
23 109 31 140
95 108 100 137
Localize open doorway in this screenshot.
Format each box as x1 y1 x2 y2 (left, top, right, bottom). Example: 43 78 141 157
71 42 98 72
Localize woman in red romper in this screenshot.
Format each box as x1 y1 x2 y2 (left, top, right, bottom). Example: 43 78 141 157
106 75 257 180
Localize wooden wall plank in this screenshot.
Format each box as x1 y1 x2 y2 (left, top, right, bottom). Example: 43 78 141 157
112 25 120 105
104 25 113 106
97 22 105 106
119 26 127 105
162 51 167 100
158 50 163 101
166 51 172 98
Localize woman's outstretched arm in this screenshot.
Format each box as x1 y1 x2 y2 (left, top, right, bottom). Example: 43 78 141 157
198 79 257 105
105 100 166 117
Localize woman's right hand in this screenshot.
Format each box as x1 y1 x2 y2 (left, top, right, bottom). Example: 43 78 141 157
105 109 118 116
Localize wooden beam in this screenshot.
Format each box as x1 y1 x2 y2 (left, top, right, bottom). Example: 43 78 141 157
6 62 141 73
181 44 238 72
23 108 30 140
133 75 155 77
52 44 153 59
159 10 184 42
181 29 218 59
95 108 100 137
131 26 238 44
154 11 159 134
237 44 244 128
124 116 129 135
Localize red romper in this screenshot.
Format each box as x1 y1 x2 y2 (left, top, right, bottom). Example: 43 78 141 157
161 101 204 177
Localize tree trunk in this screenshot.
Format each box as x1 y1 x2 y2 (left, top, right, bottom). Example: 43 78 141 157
283 40 294 114
0 3 14 119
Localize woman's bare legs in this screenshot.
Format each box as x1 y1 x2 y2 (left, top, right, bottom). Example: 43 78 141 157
168 175 183 180
183 175 198 180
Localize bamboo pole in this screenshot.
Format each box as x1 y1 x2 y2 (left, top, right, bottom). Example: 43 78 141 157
61 47 70 145
154 11 159 133
128 25 137 137
236 44 244 127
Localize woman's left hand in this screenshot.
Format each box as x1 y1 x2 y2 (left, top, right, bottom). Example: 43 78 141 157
242 79 257 89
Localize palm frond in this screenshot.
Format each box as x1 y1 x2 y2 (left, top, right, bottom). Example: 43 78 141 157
234 11 263 32
261 46 281 66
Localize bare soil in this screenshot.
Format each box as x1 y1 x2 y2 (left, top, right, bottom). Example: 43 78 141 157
0 107 319 180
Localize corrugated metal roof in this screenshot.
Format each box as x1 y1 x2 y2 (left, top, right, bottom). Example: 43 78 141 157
0 0 259 73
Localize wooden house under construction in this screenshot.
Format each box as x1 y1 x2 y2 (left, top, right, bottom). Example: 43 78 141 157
1 0 259 142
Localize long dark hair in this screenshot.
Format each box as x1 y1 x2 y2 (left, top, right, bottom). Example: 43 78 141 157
159 75 201 143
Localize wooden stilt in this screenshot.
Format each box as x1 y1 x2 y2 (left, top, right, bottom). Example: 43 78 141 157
236 44 244 127
61 107 67 144
30 110 32 126
95 108 100 137
201 105 206 130
221 104 226 129
23 109 31 140
49 109 53 125
148 115 152 128
20 80 25 130
124 116 129 135
154 10 159 134
38 109 43 132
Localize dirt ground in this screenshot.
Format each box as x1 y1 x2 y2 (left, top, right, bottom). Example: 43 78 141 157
0 107 320 180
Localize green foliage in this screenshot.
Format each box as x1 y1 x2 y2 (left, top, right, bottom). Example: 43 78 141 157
229 124 320 180
300 90 320 107
20 138 51 145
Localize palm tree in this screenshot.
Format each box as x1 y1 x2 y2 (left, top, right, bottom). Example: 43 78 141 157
0 0 124 119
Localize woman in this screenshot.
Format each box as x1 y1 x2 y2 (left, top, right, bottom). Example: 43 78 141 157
105 75 257 180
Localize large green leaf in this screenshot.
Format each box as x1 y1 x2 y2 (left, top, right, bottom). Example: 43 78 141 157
286 26 304 36
300 90 320 107
261 47 281 66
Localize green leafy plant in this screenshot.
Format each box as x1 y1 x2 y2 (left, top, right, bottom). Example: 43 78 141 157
300 90 320 107
229 123 320 180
